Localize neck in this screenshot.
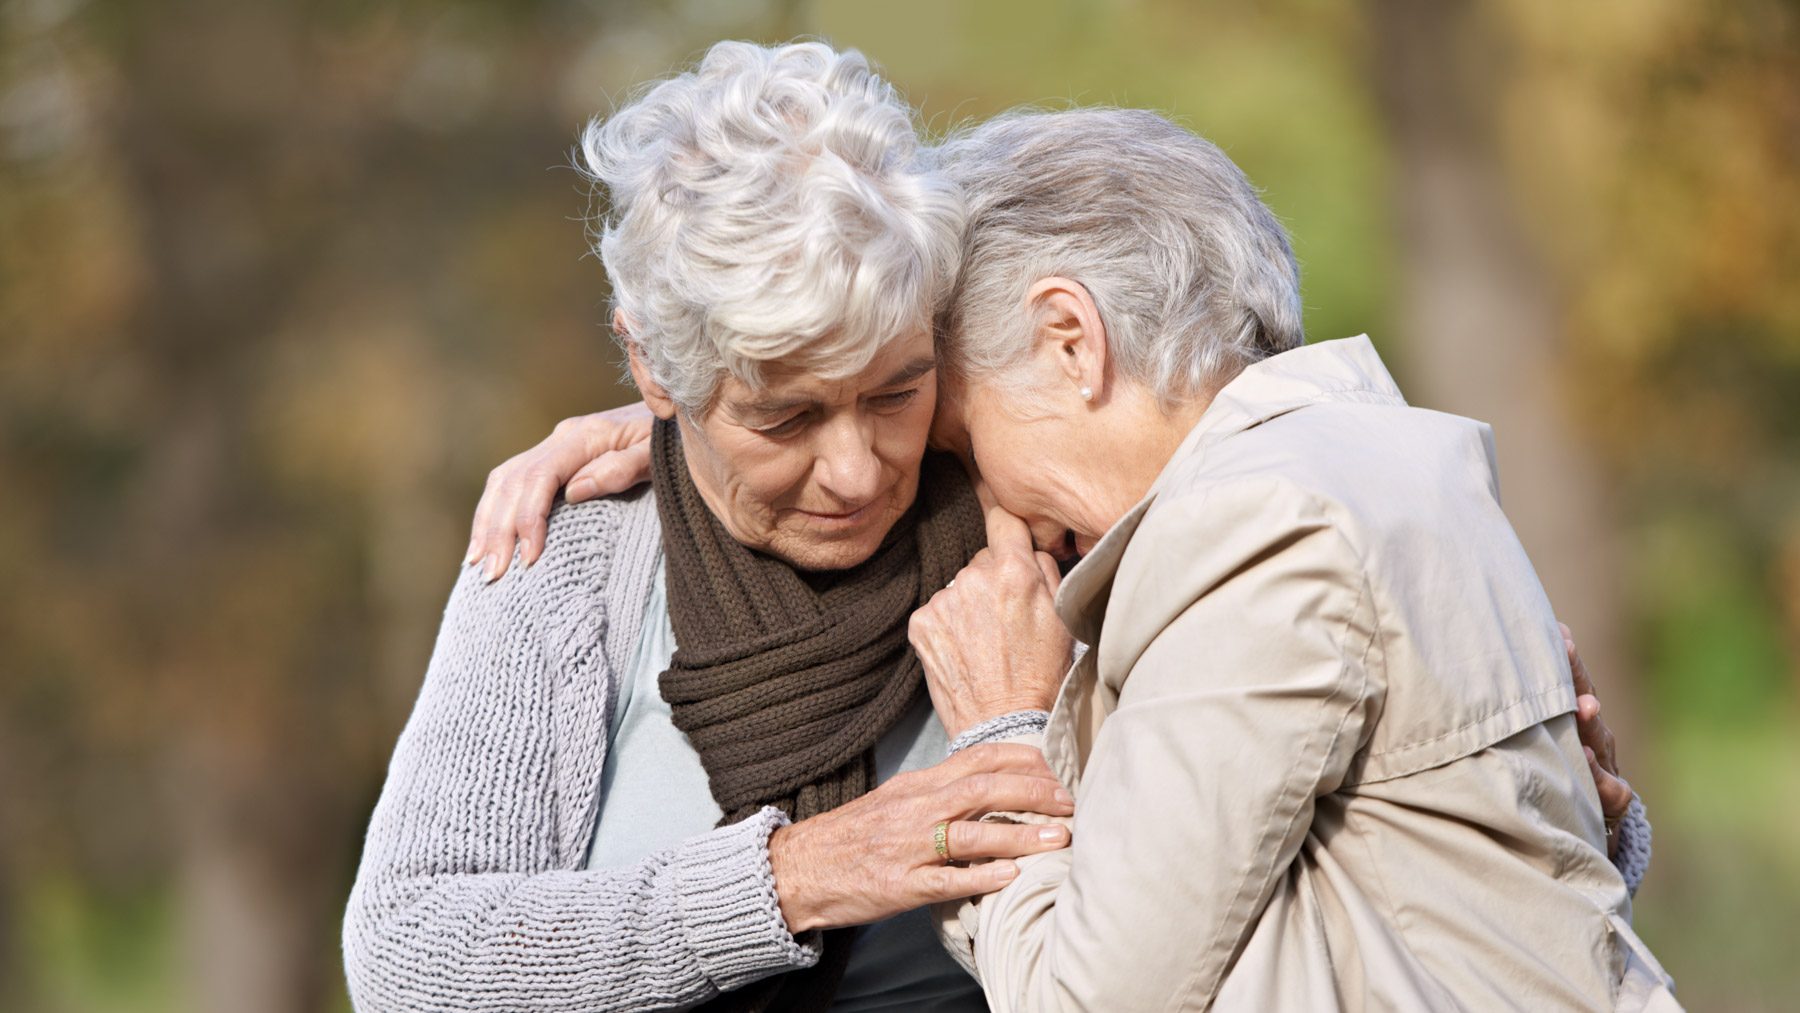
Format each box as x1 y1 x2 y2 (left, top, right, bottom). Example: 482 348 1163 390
1106 383 1216 501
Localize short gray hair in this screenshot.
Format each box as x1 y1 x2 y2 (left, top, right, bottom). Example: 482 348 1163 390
578 41 965 413
932 108 1303 404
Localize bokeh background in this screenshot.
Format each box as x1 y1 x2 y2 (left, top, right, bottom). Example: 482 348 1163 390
2 0 1796 1009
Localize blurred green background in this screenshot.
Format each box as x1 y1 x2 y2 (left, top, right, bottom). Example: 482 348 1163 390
2 0 1796 1009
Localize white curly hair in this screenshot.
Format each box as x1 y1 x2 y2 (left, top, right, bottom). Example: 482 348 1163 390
578 40 965 413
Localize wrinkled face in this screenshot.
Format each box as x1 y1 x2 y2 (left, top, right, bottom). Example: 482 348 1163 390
947 366 1153 564
678 329 938 570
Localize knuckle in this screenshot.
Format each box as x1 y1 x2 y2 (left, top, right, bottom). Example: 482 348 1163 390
962 742 1012 770
955 742 1011 776
919 866 953 897
593 455 627 481
947 821 974 855
959 773 996 805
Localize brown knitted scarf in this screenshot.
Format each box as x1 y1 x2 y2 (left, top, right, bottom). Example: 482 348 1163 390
649 418 984 1012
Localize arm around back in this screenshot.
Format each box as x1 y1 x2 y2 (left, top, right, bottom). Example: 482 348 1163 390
343 496 816 1011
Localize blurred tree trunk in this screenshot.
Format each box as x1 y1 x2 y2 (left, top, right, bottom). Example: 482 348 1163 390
1363 0 1638 745
105 8 363 1010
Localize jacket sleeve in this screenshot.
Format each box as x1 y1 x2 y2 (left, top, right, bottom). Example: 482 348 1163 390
962 480 1380 1011
343 530 816 1012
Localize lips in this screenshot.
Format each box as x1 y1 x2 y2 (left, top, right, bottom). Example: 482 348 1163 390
792 500 878 525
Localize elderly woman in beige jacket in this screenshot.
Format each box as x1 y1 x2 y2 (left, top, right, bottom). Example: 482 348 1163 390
900 108 1678 1010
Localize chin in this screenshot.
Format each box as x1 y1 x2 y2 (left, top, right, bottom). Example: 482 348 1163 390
767 516 897 571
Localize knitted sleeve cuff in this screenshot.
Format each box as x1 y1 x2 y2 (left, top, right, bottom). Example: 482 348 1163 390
948 710 1051 755
1613 794 1652 898
673 806 820 992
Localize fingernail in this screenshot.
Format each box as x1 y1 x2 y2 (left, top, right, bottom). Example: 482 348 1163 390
464 541 480 565
1038 825 1066 842
995 861 1018 881
482 554 499 582
568 478 597 501
1054 788 1074 806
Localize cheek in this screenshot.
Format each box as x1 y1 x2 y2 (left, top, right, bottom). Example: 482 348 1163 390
968 423 1045 515
704 434 812 517
740 451 817 509
881 393 937 460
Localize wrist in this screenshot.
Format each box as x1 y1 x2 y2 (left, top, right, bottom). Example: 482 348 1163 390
949 698 1055 740
767 822 825 934
948 709 1051 754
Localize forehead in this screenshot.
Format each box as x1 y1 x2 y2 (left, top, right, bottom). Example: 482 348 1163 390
721 329 935 409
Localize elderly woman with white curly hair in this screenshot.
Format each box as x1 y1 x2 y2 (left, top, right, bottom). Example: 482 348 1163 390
341 42 1076 1012
471 103 1675 1013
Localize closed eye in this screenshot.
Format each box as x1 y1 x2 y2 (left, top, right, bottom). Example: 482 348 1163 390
868 388 921 412
753 411 811 438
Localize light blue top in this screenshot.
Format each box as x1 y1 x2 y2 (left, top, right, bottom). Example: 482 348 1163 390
586 558 987 1012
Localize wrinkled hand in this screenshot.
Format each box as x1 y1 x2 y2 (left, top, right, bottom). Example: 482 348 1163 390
465 402 655 580
1560 623 1633 858
768 743 1073 933
909 504 1075 741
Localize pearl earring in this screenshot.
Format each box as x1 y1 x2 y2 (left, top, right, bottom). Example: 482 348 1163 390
1079 386 1094 402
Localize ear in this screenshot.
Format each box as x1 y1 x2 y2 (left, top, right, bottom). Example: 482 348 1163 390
1024 277 1108 404
618 316 679 420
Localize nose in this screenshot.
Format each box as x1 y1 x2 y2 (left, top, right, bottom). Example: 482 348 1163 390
812 413 883 507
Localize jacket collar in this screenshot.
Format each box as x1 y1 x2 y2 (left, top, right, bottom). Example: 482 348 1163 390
1053 335 1404 643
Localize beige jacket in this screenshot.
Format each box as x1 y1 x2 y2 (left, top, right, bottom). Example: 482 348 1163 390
940 337 1678 1011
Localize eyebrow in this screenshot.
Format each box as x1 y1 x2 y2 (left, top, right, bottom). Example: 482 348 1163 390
738 354 938 417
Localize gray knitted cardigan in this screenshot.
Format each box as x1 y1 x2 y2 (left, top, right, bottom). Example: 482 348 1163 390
343 488 819 1011
343 484 1656 1010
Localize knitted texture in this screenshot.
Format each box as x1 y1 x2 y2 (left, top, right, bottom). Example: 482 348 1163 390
343 488 819 1012
649 419 986 1011
1614 795 1652 898
947 710 1051 755
654 421 986 823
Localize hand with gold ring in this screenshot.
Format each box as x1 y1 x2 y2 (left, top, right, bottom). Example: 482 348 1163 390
767 743 1074 933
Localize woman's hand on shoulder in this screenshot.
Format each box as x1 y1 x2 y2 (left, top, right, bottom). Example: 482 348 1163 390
909 504 1075 741
767 743 1074 933
466 402 655 581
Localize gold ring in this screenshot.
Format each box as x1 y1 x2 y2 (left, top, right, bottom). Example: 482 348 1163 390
933 820 952 863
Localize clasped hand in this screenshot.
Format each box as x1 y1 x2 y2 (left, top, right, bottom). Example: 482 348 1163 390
908 503 1076 741
767 743 1074 933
